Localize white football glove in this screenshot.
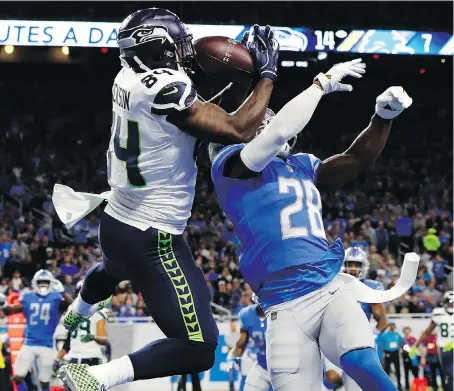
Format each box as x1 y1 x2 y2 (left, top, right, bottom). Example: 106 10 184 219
375 86 413 119
51 279 65 293
314 58 366 95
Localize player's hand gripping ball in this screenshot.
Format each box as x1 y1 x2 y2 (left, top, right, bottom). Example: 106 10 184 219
314 58 366 95
375 87 413 119
242 24 280 82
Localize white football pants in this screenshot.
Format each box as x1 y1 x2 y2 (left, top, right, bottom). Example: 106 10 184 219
265 276 375 391
244 360 271 391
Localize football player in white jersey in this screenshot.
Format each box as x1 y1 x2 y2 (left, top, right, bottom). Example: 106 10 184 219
58 8 281 391
56 282 109 369
412 290 453 391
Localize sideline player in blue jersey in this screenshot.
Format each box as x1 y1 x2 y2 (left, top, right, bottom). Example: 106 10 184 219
228 294 270 391
210 57 412 391
323 247 388 391
4 270 72 391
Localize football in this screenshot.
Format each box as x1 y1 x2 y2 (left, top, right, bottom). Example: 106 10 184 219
194 36 254 82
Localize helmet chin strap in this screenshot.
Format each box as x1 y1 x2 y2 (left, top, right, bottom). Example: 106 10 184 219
278 136 297 159
278 144 291 159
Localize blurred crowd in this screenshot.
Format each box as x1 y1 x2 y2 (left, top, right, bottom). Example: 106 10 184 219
0 3 452 321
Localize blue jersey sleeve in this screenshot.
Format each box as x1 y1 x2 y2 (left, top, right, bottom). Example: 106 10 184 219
363 279 385 291
293 153 322 182
211 144 245 183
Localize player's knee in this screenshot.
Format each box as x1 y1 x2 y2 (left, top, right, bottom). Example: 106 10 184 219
341 347 383 376
324 369 342 386
193 341 217 371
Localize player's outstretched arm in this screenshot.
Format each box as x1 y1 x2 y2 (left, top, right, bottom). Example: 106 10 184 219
223 59 366 178
3 303 23 314
371 303 388 333
169 25 279 145
414 321 436 347
317 87 413 187
169 78 274 144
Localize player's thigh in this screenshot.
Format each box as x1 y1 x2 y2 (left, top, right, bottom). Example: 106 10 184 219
36 346 56 382
141 230 218 343
266 302 322 391
14 345 35 378
100 213 218 343
319 281 374 367
244 361 271 391
342 373 362 391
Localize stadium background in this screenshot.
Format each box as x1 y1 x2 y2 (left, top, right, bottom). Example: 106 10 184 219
0 1 452 391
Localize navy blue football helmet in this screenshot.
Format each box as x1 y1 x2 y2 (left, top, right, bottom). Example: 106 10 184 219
117 8 195 73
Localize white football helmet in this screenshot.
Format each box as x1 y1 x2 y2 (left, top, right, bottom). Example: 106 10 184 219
343 247 369 280
443 290 454 314
32 269 54 296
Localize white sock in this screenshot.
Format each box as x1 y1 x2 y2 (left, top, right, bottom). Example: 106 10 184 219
72 295 97 316
88 355 134 389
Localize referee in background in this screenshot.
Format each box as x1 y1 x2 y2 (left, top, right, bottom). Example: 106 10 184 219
378 322 404 390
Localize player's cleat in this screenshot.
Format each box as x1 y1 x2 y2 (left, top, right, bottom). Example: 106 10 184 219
63 296 112 332
58 364 106 391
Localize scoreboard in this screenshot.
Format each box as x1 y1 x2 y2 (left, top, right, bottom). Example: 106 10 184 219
237 26 453 56
0 20 452 56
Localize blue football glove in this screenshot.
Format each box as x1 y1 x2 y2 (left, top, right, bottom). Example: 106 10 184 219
242 25 280 82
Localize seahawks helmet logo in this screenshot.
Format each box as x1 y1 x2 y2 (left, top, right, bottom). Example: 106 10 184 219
131 26 166 44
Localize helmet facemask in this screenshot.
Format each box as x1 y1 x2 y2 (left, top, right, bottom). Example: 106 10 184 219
344 261 365 279
36 279 52 296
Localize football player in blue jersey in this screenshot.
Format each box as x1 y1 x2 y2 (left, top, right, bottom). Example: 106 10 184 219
323 247 388 391
228 294 270 391
210 58 412 391
4 270 72 391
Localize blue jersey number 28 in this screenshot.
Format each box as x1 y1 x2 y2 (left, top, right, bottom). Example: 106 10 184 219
278 178 326 240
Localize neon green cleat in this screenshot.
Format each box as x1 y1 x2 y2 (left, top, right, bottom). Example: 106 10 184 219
63 296 112 332
57 363 106 391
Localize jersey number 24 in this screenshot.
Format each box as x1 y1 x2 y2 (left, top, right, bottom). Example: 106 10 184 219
29 302 51 326
278 177 326 240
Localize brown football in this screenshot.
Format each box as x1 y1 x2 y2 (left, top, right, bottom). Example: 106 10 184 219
194 36 254 82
